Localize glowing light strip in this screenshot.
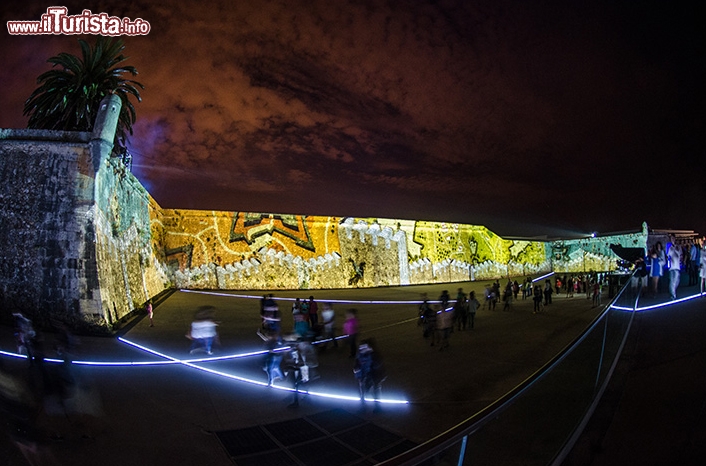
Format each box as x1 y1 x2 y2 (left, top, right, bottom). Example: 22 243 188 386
181 289 432 304
311 335 350 346
118 337 408 405
532 272 555 283
72 359 175 366
71 347 284 366
0 349 27 359
0 347 287 367
610 292 703 312
0 350 68 365
4 292 698 368
182 289 502 305
0 330 374 368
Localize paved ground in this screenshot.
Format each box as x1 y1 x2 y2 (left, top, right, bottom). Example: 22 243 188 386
1 278 704 465
565 287 706 466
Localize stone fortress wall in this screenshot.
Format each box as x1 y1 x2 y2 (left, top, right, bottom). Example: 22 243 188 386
156 211 555 291
0 96 648 329
0 96 167 328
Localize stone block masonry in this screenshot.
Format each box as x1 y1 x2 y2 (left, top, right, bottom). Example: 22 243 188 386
0 130 98 324
0 96 168 330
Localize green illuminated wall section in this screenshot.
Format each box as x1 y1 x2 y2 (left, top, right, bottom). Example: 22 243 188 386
550 226 648 273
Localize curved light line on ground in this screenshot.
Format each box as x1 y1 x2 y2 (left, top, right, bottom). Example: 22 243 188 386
4 293 699 367
0 349 27 359
0 347 289 366
118 336 409 405
0 334 366 368
609 291 702 312
0 337 402 404
182 289 452 305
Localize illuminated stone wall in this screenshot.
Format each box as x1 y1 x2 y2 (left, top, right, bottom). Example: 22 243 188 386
0 129 99 324
148 207 649 291
0 96 169 329
92 159 168 324
149 208 558 290
550 226 648 274
0 110 649 331
408 222 550 282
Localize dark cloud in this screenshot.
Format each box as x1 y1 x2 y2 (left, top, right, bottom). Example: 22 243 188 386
2 0 704 237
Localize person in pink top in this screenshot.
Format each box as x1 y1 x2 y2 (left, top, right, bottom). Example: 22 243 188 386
343 309 359 358
146 301 153 327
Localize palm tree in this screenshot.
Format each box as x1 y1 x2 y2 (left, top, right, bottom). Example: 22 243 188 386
23 36 144 152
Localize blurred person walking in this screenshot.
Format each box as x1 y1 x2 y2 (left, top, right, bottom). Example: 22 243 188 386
263 337 284 386
436 306 454 350
261 294 281 337
353 339 386 411
320 302 338 349
689 240 701 286
188 307 218 355
292 298 309 337
343 309 360 358
146 301 154 327
533 282 543 313
543 279 553 306
454 288 468 330
699 242 706 294
423 304 438 345
13 313 37 363
439 290 450 311
668 242 682 300
468 291 480 329
282 339 317 407
592 279 602 307
307 296 319 327
649 242 666 297
631 256 648 296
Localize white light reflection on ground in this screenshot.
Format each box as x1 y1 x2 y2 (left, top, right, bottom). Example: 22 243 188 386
0 338 408 405
118 336 408 405
5 290 700 404
610 291 703 312
182 289 445 304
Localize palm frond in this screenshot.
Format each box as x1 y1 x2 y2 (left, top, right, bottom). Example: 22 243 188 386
24 36 144 148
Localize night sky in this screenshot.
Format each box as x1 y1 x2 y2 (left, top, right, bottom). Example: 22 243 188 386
2 1 704 237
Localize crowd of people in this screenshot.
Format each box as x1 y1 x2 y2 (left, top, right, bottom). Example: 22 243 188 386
5 253 703 460
254 294 378 407
417 273 610 350
632 237 706 299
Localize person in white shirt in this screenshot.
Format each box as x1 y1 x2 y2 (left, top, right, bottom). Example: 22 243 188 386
189 307 218 355
320 302 337 348
668 242 682 300
699 241 706 294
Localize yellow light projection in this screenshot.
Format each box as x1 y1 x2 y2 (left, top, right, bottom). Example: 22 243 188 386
147 207 557 290
408 222 549 282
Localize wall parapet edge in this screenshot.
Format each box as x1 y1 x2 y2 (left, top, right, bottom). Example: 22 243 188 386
0 128 91 143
